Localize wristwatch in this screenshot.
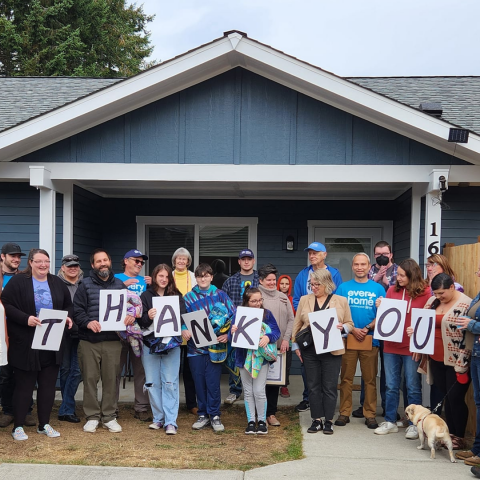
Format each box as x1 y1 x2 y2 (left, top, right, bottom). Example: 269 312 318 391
365 324 372 331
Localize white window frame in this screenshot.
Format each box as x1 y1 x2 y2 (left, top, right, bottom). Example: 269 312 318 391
136 216 258 273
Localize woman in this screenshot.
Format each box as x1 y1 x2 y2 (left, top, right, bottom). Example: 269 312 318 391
182 263 236 433
420 273 472 450
232 287 280 435
374 258 431 439
139 264 184 435
1 249 73 441
426 254 464 292
258 264 294 426
292 269 353 435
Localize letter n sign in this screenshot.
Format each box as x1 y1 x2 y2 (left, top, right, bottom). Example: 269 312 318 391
182 309 217 348
409 308 434 354
31 308 68 351
373 298 407 343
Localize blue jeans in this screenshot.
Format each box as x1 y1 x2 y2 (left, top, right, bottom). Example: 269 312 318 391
141 346 180 427
471 356 480 456
58 337 82 416
383 352 422 424
189 354 223 418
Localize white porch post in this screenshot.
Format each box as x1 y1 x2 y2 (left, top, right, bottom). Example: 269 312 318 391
30 166 56 273
410 184 425 262
62 182 74 256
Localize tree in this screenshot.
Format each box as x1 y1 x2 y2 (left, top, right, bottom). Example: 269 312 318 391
0 0 155 77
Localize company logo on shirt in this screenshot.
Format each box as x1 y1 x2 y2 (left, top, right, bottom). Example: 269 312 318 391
346 290 377 308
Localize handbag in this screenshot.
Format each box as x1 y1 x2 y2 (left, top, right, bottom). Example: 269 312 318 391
297 294 333 352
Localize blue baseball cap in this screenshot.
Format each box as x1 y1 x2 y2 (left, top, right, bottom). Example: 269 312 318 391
239 249 254 259
304 242 326 252
124 249 148 260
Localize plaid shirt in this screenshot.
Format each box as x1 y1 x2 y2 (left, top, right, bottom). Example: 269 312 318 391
221 270 259 307
368 263 398 289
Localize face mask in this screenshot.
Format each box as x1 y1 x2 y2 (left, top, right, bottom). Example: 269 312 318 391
376 255 389 267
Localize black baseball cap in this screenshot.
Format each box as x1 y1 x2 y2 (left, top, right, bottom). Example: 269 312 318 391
62 254 80 267
1 242 26 256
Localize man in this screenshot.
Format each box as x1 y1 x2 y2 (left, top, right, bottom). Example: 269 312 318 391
292 241 343 412
0 242 35 428
221 248 259 404
73 249 129 433
114 249 152 421
335 253 385 429
57 254 83 423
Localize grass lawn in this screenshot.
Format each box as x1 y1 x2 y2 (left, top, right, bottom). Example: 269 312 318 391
0 403 303 471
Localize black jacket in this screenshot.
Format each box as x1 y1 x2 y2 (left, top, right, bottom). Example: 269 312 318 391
2 273 73 371
73 270 126 343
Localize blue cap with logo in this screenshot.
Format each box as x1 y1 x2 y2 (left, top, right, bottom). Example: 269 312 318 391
124 249 149 260
304 242 327 252
239 248 254 259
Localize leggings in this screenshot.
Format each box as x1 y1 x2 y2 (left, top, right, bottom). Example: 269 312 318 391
240 365 269 422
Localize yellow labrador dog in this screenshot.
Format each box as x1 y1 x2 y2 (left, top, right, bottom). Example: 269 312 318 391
405 404 456 463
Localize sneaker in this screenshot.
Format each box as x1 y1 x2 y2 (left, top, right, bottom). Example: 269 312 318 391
307 419 323 433
83 419 99 433
396 416 409 428
37 424 60 438
25 414 36 427
374 421 398 435
245 421 256 435
352 406 364 418
224 393 239 405
12 426 28 441
323 420 334 435
165 424 177 435
211 416 224 432
365 417 378 429
149 421 164 430
465 456 480 466
280 387 290 398
295 400 310 412
334 415 350 426
405 425 419 439
192 415 211 430
257 420 268 435
267 415 280 426
103 419 122 433
472 465 480 479
456 450 474 460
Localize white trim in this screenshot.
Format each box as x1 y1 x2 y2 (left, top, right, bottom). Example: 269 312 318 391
410 184 424 262
38 188 56 273
62 182 74 256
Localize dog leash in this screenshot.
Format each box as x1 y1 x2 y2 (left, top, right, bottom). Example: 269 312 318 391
431 380 458 414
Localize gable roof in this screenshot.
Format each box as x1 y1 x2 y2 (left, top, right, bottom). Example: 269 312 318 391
347 76 480 136
1 31 480 165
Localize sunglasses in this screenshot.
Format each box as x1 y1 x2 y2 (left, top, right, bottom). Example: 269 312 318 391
129 258 145 266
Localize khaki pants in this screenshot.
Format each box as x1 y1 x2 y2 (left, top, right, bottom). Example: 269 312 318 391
339 347 379 418
78 340 122 423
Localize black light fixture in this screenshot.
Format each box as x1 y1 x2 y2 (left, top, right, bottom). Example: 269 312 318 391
448 128 469 143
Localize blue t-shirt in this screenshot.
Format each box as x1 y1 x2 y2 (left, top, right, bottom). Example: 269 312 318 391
32 277 53 316
336 279 385 347
2 272 15 289
114 273 147 295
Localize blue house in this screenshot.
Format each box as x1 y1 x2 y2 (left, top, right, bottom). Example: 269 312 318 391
1 30 480 285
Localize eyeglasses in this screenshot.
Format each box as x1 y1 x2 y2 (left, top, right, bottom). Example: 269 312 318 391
32 260 50 265
196 274 212 279
249 298 264 305
311 282 323 288
476 270 480 275
129 258 145 266
426 262 438 269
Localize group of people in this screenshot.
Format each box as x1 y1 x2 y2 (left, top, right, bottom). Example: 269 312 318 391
2 238 480 470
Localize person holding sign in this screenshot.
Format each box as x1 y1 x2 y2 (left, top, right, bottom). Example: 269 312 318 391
293 269 354 435
139 264 185 435
415 273 472 450
182 263 236 433
232 287 280 435
2 249 73 441
374 258 431 439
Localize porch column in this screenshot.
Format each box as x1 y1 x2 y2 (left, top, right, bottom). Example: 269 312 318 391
30 166 56 272
62 182 74 256
410 184 424 262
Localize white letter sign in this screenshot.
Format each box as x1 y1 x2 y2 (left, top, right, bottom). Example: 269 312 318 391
0 303 7 365
32 308 67 351
99 290 127 331
231 306 263 350
373 298 407 343
153 296 181 337
182 309 218 348
409 308 435 355
308 308 344 354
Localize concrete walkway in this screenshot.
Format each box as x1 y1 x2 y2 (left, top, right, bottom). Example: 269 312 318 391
0 375 476 479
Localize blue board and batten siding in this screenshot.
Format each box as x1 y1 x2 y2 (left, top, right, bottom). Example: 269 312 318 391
17 68 467 166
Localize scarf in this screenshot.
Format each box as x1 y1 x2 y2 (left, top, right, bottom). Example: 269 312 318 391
244 322 278 378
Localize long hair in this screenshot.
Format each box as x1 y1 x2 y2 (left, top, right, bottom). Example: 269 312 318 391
242 286 268 320
150 263 181 296
395 258 429 299
429 273 455 310
427 254 456 280
22 248 50 277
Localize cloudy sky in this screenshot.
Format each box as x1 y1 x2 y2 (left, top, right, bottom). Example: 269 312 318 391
138 0 479 77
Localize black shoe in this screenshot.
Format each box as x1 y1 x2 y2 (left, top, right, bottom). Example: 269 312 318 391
365 417 378 429
245 421 256 435
295 400 310 412
334 415 350 426
472 466 480 479
257 421 268 435
58 414 80 423
352 406 364 418
323 421 334 435
307 419 323 433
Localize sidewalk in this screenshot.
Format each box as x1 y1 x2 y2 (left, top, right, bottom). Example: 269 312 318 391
1 375 473 479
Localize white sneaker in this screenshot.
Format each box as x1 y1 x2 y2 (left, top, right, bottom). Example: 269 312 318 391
83 419 99 433
37 424 60 438
405 425 419 439
211 415 225 432
103 418 122 433
374 421 399 435
224 393 238 405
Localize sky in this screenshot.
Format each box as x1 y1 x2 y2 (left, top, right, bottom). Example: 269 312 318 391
138 0 480 77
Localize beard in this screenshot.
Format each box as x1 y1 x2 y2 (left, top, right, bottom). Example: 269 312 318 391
94 266 112 279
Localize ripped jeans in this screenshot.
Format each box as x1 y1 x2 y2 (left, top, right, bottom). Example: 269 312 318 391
141 346 181 428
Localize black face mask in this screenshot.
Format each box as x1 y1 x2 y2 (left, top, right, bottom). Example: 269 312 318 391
376 255 389 267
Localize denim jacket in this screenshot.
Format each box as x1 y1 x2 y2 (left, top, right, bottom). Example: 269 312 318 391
467 292 480 357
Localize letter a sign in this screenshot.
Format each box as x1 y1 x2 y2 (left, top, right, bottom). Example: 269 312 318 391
373 298 407 343
153 296 181 337
31 308 68 351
